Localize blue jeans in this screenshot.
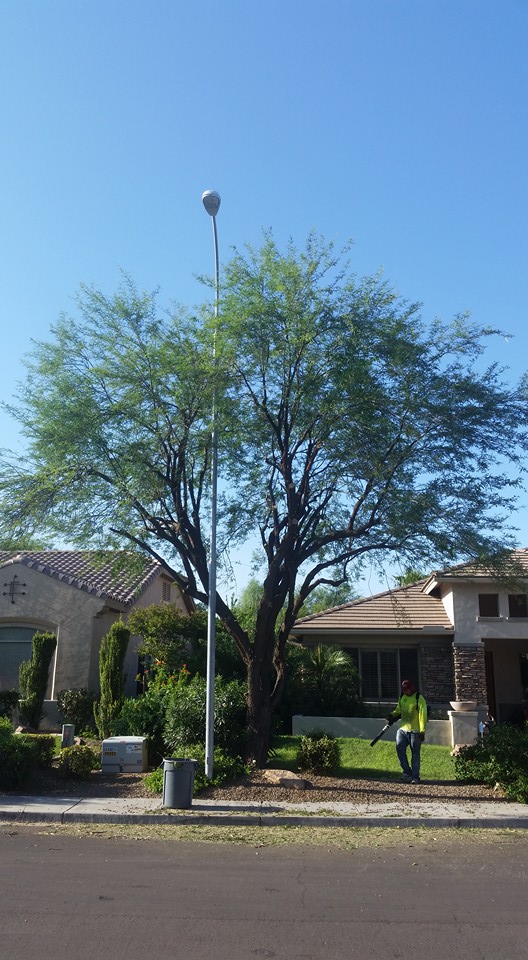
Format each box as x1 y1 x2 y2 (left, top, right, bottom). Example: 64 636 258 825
396 729 422 779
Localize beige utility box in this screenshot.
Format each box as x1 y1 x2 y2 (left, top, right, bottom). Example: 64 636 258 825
101 736 148 773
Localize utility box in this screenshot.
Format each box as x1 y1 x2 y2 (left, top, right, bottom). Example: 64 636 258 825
101 736 148 773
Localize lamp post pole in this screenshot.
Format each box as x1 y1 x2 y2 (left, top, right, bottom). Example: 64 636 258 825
202 189 221 780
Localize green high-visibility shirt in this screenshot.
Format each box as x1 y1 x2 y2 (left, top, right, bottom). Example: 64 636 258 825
391 693 427 733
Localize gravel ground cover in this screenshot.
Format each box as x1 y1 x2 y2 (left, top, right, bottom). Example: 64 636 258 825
1 765 506 804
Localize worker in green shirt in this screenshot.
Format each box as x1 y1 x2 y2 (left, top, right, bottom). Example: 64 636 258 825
387 679 428 783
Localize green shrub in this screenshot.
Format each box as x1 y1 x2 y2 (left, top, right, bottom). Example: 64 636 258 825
0 690 19 720
0 718 38 788
111 686 169 764
17 733 57 769
455 724 528 803
163 674 247 757
57 744 100 779
18 631 57 730
296 729 342 774
57 688 97 735
94 621 130 739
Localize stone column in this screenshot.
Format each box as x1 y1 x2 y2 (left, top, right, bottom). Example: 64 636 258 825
453 644 487 703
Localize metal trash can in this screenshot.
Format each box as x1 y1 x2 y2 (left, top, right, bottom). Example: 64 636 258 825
162 758 197 809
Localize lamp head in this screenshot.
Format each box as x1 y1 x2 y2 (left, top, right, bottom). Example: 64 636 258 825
202 190 221 218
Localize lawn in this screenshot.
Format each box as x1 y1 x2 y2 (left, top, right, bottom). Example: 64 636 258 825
271 735 456 781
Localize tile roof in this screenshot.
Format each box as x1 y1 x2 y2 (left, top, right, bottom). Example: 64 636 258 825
0 550 169 606
424 548 528 587
292 580 453 635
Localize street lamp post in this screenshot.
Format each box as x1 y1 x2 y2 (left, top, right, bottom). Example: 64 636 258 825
202 189 221 780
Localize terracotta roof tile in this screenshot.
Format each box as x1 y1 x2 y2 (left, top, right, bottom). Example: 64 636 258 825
292 580 453 634
0 550 167 606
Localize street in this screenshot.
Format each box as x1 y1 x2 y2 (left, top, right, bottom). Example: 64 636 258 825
0 826 527 959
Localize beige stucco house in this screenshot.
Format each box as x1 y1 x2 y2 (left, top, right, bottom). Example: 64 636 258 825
291 550 528 723
0 550 193 728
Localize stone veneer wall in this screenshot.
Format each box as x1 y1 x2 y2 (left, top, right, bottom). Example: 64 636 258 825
420 643 455 702
453 643 487 702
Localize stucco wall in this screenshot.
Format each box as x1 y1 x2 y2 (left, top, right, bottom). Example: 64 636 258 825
445 581 528 645
0 564 109 697
0 563 189 703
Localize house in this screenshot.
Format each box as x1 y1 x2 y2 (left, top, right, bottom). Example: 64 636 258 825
0 550 193 728
291 550 528 723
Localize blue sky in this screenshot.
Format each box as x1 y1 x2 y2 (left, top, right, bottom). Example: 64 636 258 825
0 1 527 597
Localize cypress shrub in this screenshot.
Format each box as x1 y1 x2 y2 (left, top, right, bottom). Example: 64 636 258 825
94 621 130 739
18 631 57 730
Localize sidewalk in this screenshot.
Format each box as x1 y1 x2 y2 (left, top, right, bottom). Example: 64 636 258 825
1 794 528 828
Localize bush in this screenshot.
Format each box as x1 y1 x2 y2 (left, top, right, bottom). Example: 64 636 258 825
57 744 100 779
455 724 528 803
17 733 57 769
163 674 247 757
0 690 19 720
18 631 57 730
111 685 170 765
0 717 38 788
57 688 97 735
277 643 365 731
94 621 130 739
296 729 342 774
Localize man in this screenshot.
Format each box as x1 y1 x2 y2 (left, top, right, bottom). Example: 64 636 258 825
387 679 427 784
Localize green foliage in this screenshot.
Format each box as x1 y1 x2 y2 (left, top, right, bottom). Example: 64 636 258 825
3 238 528 766
130 605 245 682
393 568 426 586
296 730 342 774
0 689 19 719
455 724 528 802
0 717 38 788
282 643 364 722
94 621 130 740
110 672 178 764
298 583 358 616
57 688 97 735
163 674 247 756
18 631 57 730
17 733 57 769
57 744 100 779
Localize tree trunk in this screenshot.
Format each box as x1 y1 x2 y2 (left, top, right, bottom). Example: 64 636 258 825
245 653 273 767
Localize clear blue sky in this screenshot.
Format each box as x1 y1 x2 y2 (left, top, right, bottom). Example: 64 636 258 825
0 1 527 596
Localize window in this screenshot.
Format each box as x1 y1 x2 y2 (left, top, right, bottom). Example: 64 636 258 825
351 648 419 700
0 626 35 690
478 594 500 617
509 594 528 618
162 580 171 603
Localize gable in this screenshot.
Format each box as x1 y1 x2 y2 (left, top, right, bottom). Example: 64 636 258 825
0 550 188 608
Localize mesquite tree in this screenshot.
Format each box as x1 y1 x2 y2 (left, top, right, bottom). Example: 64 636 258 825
2 235 528 764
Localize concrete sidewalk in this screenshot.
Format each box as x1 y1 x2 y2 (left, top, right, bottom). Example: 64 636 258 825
1 794 528 828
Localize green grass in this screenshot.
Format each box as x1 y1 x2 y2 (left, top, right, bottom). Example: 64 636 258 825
271 735 456 782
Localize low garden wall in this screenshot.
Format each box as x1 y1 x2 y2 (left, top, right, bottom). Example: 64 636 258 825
292 714 452 746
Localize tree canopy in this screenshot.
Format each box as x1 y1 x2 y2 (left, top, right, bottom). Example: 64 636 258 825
1 234 527 763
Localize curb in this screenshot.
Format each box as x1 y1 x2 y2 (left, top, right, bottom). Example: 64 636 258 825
1 809 528 829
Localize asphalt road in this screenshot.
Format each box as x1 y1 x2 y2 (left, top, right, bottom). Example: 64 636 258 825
1 826 527 959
